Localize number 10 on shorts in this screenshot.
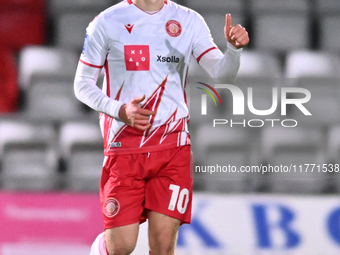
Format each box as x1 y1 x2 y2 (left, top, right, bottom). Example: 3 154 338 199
168 184 189 214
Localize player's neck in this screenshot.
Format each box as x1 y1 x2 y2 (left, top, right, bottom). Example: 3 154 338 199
132 0 164 12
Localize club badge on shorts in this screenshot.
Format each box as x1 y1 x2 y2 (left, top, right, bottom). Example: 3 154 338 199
166 20 182 37
103 198 120 218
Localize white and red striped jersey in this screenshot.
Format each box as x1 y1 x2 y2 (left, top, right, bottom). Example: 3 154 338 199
76 0 241 155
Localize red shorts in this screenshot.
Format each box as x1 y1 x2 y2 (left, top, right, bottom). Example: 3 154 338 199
100 145 193 229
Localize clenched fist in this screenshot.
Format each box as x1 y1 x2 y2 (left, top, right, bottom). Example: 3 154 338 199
224 13 249 49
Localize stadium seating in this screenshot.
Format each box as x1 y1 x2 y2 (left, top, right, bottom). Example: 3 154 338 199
0 49 18 113
0 120 59 190
327 125 340 192
261 126 328 194
286 76 340 126
315 0 340 15
18 46 79 90
327 125 340 164
249 0 310 14
48 0 114 15
185 0 244 15
237 50 282 78
0 0 46 51
319 16 340 52
230 50 282 120
24 75 84 121
55 12 99 52
193 124 260 193
252 14 310 53
59 121 103 192
249 0 310 52
284 50 340 126
285 50 340 78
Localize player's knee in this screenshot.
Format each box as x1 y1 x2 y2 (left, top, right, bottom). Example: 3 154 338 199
149 233 176 255
105 224 139 255
106 242 135 255
149 243 175 255
106 236 136 255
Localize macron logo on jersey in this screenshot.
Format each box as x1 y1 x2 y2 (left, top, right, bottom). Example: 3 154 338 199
124 24 134 34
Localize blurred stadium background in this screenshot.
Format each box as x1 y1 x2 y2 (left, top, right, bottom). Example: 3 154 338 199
1 0 340 254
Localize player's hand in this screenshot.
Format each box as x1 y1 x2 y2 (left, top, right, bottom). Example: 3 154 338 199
224 13 249 49
118 95 156 131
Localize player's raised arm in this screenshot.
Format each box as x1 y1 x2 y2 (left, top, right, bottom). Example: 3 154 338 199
196 13 249 84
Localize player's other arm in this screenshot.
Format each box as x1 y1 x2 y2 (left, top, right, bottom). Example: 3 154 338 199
74 61 122 119
74 62 155 131
74 14 155 131
198 14 249 84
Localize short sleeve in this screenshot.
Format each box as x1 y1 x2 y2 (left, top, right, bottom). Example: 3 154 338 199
191 12 219 62
80 14 108 67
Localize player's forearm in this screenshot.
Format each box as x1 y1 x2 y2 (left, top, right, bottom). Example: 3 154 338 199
74 62 123 119
199 42 242 84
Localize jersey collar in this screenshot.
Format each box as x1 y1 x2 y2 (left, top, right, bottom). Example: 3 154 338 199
127 0 168 5
128 0 167 15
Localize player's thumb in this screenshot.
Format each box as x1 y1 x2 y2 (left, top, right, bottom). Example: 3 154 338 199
132 94 146 104
225 13 232 39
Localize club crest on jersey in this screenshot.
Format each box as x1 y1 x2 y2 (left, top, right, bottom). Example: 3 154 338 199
103 198 120 218
165 20 182 37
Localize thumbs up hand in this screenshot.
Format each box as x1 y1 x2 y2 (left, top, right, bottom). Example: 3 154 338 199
224 13 249 49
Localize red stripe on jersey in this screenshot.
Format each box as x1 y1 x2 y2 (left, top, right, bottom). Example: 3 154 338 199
109 76 172 151
79 59 103 68
183 70 188 105
160 109 179 144
103 59 113 151
104 60 110 97
140 76 168 146
115 83 124 100
164 0 168 4
196 47 218 63
186 134 190 145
